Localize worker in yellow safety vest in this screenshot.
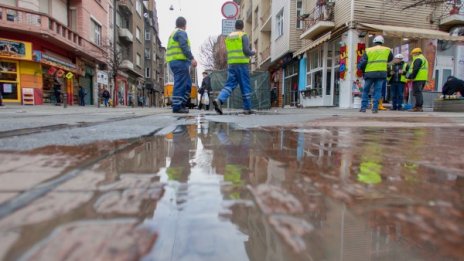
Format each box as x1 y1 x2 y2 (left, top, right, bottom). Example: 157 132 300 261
213 20 256 115
166 16 197 114
357 35 393 113
407 48 428 112
387 54 410 110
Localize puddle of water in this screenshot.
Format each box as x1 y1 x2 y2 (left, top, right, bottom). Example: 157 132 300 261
1 118 463 261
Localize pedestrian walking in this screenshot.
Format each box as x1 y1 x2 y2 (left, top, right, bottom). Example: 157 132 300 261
78 86 86 106
388 54 409 110
357 35 393 113
102 87 110 107
167 16 197 114
53 78 62 106
407 48 429 112
213 20 256 115
198 71 212 110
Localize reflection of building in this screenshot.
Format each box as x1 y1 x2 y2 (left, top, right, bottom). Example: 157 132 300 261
238 0 464 108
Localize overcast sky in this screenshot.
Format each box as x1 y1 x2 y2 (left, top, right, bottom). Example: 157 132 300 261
157 0 231 82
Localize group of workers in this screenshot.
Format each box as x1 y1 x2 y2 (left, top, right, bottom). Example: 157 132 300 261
166 17 255 115
358 35 429 113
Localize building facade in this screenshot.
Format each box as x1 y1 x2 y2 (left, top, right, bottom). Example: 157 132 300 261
0 0 165 107
238 0 464 109
0 0 109 105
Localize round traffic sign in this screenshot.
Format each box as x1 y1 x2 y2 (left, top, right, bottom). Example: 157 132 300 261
221 1 239 19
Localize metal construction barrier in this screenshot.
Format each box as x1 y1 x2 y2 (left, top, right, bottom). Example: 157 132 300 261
209 70 271 110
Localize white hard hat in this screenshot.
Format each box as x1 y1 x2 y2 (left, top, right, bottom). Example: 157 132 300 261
394 54 404 59
373 35 384 44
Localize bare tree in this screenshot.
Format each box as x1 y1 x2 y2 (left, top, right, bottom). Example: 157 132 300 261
199 35 227 71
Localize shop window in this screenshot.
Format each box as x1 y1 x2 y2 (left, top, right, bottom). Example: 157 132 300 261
0 61 19 101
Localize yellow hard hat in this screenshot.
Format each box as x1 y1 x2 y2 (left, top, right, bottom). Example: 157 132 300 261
411 48 422 54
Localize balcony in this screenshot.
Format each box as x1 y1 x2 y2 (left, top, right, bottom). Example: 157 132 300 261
118 0 132 14
260 5 271 32
440 5 464 27
120 59 134 70
118 27 133 43
0 4 106 63
300 2 335 40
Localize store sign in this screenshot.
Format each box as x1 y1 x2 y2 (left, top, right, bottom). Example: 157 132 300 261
0 38 32 60
41 51 78 73
97 71 108 85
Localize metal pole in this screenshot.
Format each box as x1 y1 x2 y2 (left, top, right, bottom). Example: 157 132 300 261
113 0 118 108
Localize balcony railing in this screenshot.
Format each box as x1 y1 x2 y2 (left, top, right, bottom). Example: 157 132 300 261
302 3 335 31
439 3 464 27
300 2 335 40
0 4 105 61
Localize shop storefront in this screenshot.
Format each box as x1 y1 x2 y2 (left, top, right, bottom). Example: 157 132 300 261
294 34 342 107
295 25 463 109
34 50 80 105
0 38 39 104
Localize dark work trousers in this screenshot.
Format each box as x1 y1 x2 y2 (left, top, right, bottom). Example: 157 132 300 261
413 81 426 108
390 82 404 110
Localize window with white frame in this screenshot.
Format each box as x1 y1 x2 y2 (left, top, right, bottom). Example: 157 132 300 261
136 53 141 67
306 46 324 96
90 19 101 46
136 0 142 16
136 27 141 41
276 8 284 38
296 0 303 29
145 67 150 78
145 48 150 59
145 30 151 40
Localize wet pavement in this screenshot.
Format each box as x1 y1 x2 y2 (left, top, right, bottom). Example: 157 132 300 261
0 113 464 261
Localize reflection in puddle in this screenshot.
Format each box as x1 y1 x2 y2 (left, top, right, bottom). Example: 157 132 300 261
0 117 463 261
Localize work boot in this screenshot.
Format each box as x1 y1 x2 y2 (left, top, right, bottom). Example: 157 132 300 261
378 99 387 110
372 109 378 113
213 99 223 115
359 108 366 113
412 107 423 112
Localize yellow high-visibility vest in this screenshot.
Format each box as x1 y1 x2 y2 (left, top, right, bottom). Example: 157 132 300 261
365 45 391 72
166 29 190 62
225 32 250 64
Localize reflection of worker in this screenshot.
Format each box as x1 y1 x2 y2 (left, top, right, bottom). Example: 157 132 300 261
407 48 428 112
358 35 393 113
213 20 256 115
167 16 197 114
166 125 192 182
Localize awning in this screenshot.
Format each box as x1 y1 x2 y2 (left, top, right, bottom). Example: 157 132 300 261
294 32 332 57
359 23 464 42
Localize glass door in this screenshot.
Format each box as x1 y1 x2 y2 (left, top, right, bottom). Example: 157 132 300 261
0 60 20 102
